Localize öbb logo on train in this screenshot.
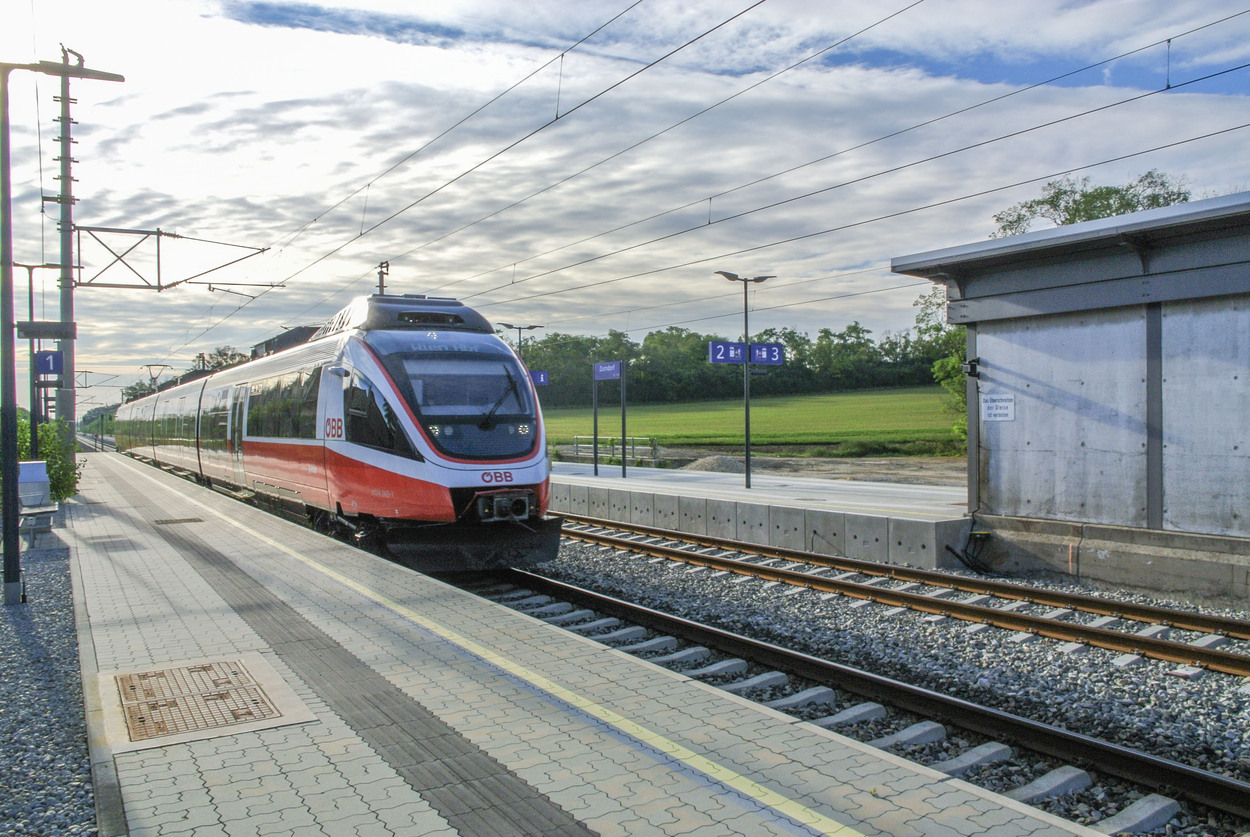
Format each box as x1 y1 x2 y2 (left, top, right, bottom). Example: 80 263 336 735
324 418 344 438
482 471 514 484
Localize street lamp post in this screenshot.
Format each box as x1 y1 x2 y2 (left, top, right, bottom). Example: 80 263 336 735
715 271 774 489
497 322 543 360
2 55 124 605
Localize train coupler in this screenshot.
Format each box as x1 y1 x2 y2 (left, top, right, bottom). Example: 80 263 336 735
475 490 536 523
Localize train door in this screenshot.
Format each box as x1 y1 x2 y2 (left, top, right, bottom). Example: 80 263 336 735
229 384 248 487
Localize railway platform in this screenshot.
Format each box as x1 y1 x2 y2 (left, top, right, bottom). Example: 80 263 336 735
58 451 1098 836
549 461 971 571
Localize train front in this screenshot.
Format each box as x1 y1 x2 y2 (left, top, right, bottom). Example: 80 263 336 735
327 296 560 572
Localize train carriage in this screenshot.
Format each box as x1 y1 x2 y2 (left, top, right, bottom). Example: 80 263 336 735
115 295 560 571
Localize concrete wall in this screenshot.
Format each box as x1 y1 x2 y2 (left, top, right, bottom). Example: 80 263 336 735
1161 296 1250 538
548 480 971 571
974 296 1250 539
974 514 1250 604
975 308 1148 526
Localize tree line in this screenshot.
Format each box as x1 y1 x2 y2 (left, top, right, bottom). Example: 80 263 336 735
515 295 960 408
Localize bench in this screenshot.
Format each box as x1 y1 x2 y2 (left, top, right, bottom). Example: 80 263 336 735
18 461 58 535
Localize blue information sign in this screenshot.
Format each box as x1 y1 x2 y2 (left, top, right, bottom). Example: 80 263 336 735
708 342 784 365
34 350 63 376
708 341 745 364
750 343 785 365
593 360 622 381
529 370 549 386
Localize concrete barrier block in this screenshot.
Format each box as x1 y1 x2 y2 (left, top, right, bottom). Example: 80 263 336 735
707 498 736 539
805 509 845 557
549 481 571 514
736 502 770 546
844 513 889 562
769 506 806 551
629 491 655 527
566 482 590 516
608 488 631 521
588 486 612 519
678 495 707 534
934 517 973 570
653 493 680 530
888 518 937 568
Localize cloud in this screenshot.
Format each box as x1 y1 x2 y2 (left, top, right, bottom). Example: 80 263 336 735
220 1 467 45
4 0 1249 405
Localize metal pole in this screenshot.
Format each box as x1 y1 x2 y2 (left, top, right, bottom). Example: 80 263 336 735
1 66 22 604
620 360 627 479
715 270 772 490
24 265 37 459
56 58 75 457
14 263 55 459
742 280 751 489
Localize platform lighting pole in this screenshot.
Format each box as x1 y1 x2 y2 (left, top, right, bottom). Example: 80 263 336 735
2 54 123 605
714 271 773 489
497 322 543 361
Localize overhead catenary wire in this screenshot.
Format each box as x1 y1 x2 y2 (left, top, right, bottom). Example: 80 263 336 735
270 0 777 290
471 122 1250 312
457 59 1250 305
269 0 655 255
144 9 1250 369
424 8 1249 298
145 0 791 364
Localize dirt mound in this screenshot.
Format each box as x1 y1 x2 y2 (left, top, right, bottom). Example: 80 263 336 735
680 455 745 473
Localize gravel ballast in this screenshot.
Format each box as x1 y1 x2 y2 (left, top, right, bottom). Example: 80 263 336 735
0 546 95 836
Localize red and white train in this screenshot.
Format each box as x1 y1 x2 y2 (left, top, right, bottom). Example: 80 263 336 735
115 294 561 571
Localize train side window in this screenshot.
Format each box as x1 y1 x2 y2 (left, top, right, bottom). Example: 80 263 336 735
293 367 321 439
344 374 416 458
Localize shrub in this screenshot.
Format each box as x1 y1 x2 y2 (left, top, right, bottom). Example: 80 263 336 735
0 415 82 502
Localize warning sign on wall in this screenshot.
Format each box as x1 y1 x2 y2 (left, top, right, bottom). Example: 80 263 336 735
980 392 1015 422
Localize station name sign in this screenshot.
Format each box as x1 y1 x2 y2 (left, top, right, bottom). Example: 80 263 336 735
593 360 622 381
16 320 76 340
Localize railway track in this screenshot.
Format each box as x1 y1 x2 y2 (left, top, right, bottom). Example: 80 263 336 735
559 514 1250 678
465 566 1250 832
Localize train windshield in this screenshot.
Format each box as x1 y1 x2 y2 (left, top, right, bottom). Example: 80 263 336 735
367 331 538 459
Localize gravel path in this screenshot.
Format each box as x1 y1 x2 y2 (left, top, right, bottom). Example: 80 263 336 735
0 544 96 836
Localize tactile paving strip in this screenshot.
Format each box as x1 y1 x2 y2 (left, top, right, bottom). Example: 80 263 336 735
116 660 281 741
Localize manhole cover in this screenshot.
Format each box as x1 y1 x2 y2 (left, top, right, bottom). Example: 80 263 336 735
116 660 281 741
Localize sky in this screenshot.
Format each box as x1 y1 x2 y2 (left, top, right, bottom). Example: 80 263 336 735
3 0 1250 411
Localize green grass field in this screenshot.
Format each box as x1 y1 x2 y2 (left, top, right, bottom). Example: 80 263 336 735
541 386 963 456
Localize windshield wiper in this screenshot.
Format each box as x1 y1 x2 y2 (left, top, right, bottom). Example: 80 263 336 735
478 367 520 429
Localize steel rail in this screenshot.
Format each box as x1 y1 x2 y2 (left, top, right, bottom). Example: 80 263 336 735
561 523 1250 677
561 513 1250 641
508 568 1250 820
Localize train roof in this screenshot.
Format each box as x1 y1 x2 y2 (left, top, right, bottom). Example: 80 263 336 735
311 295 494 341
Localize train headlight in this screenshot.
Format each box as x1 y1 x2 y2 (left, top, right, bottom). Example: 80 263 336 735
518 423 531 435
